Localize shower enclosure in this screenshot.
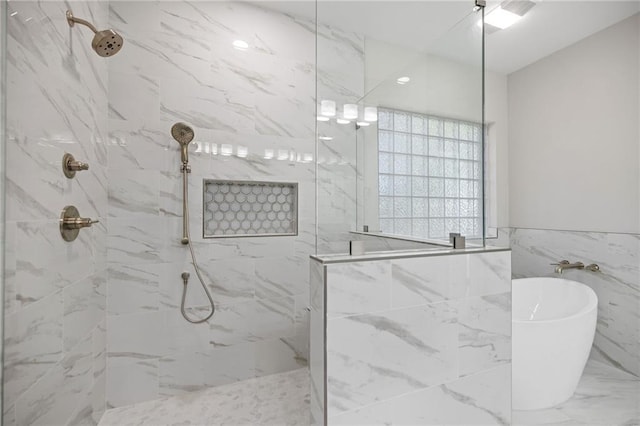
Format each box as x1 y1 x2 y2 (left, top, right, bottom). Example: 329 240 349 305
1 0 510 424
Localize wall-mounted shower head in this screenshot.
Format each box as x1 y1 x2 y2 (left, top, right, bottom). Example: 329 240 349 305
171 122 195 164
66 10 124 57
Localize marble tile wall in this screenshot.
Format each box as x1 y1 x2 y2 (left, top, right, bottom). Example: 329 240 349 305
105 1 363 408
509 227 640 378
311 250 512 425
3 1 109 424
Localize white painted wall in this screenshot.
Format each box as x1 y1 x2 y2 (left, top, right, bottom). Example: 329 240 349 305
507 14 640 233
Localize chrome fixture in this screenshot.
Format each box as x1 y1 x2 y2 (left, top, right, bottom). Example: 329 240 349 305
62 153 89 178
66 9 124 57
585 264 601 272
552 260 584 274
60 205 99 242
171 122 215 324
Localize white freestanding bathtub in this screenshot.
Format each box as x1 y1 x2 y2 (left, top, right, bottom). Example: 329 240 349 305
512 277 598 410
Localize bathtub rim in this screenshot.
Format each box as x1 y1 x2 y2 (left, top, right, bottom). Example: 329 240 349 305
512 277 598 325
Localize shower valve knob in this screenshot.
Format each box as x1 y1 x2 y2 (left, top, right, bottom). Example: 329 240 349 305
60 205 99 242
62 153 89 178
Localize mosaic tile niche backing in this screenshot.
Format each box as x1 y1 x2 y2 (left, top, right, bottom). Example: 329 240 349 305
203 180 298 237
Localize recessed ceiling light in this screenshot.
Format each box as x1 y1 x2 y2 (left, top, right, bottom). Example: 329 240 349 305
232 40 249 51
397 76 410 85
317 116 330 122
336 118 351 125
318 136 333 141
356 122 370 127
264 149 274 159
484 7 522 29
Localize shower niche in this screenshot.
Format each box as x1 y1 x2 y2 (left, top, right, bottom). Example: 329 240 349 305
203 180 298 238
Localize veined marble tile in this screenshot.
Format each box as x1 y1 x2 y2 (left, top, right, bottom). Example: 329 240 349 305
16 220 94 306
4 290 64 409
391 254 466 307
459 292 512 377
63 274 105 351
254 337 308 377
159 76 255 134
4 221 18 315
108 170 160 217
160 344 254 397
108 263 161 316
107 217 164 264
164 257 256 307
252 296 296 341
330 364 511 425
107 311 165 357
108 120 170 173
326 260 392 318
109 71 160 122
327 302 458 416
15 332 93 426
255 256 308 299
106 356 159 409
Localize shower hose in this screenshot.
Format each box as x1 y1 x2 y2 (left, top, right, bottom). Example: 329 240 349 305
180 167 215 323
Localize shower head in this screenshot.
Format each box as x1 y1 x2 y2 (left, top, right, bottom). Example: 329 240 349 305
66 10 124 57
171 122 195 164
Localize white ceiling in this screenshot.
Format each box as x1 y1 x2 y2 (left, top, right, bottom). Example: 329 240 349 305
263 0 640 74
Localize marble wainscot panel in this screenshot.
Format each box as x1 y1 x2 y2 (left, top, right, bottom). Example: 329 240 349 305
310 248 512 425
4 0 109 424
510 227 640 377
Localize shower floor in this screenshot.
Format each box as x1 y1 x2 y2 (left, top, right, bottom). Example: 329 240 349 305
98 361 637 426
98 368 310 426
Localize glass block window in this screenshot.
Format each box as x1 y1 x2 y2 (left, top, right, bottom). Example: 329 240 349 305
378 108 483 240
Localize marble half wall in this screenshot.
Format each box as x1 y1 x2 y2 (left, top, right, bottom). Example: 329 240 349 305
310 249 512 425
509 227 640 378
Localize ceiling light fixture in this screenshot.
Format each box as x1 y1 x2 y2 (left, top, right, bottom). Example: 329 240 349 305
356 122 370 127
336 118 351 125
484 7 521 29
320 100 336 117
343 104 358 120
364 107 378 122
317 116 330 122
397 76 410 85
318 136 333 141
232 40 249 51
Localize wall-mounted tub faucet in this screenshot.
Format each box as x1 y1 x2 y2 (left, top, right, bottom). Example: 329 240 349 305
552 260 584 274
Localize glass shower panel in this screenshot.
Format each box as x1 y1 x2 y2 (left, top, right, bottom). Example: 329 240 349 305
356 9 484 249
316 2 485 254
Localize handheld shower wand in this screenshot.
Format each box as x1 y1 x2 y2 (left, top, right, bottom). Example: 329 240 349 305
171 123 215 324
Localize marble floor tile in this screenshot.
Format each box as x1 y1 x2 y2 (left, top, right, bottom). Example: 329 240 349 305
98 360 637 426
98 368 309 426
513 361 639 426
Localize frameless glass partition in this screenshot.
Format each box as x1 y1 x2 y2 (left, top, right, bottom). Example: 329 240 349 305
316 2 485 254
